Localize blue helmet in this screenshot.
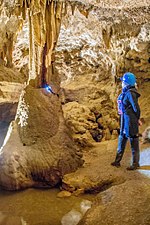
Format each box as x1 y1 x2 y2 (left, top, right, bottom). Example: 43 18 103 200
120 72 136 86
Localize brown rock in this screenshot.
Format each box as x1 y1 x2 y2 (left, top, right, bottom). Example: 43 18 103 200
78 180 150 225
111 130 118 140
104 128 111 141
0 85 83 190
57 190 72 198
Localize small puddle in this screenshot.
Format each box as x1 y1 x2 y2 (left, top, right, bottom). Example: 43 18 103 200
0 188 93 225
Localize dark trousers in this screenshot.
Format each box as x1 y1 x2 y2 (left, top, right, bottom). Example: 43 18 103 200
115 134 140 165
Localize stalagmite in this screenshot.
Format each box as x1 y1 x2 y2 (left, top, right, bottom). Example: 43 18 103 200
0 0 89 190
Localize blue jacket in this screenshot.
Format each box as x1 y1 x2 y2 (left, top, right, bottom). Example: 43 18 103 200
118 86 141 137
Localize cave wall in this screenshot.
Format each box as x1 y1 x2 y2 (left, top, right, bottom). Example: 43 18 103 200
0 0 149 190
0 0 88 190
1 1 149 147
54 5 150 146
0 15 22 67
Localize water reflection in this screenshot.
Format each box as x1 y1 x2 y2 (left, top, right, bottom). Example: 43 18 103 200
0 188 92 225
138 147 150 178
61 200 92 225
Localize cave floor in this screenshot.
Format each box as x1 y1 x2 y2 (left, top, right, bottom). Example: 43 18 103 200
62 139 150 225
62 139 150 194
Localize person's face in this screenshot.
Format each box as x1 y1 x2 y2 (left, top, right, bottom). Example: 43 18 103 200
122 81 127 89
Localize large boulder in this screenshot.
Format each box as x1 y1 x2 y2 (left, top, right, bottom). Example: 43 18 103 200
0 85 83 190
78 180 150 225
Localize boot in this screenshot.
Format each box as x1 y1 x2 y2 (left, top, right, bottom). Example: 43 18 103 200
128 137 140 170
126 163 140 170
111 135 128 168
111 153 123 167
111 161 121 168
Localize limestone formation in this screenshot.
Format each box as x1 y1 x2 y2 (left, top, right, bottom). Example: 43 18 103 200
0 15 22 68
0 85 83 190
13 20 29 80
0 0 89 190
0 0 149 191
62 102 97 146
0 89 84 190
54 0 150 145
78 180 150 225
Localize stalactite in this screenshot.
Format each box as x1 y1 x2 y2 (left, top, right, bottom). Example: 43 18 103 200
46 2 54 51
20 0 24 8
29 12 39 83
32 13 41 45
55 1 63 40
0 0 92 86
25 0 30 8
5 35 13 67
63 1 68 16
70 3 76 15
14 6 21 17
22 1 26 20
28 9 32 73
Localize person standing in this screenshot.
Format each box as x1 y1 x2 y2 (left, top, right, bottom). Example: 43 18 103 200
111 72 141 170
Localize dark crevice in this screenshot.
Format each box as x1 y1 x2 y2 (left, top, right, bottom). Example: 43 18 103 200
84 181 113 194
0 102 18 147
142 78 150 82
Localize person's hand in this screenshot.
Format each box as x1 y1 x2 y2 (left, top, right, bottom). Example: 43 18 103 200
138 119 143 126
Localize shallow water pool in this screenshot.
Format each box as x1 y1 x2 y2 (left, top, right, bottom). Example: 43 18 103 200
0 188 92 225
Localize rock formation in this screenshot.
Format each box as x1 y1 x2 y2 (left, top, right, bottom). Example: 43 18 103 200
0 0 149 193
54 0 150 145
0 15 22 67
78 180 150 225
0 84 83 190
0 0 89 190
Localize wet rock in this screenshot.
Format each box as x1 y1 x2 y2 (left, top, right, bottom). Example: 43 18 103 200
73 188 84 196
57 191 72 198
78 180 150 225
80 200 92 215
61 209 82 225
61 200 92 225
